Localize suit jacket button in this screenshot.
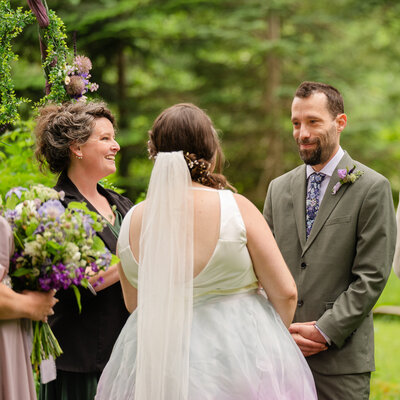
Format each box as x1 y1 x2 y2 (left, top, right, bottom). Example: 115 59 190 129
301 262 307 269
297 300 304 307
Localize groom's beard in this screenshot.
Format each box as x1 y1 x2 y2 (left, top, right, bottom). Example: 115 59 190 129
297 127 337 166
298 139 322 166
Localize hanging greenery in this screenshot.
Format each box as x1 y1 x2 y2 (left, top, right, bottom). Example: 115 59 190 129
35 8 70 106
0 0 35 127
0 0 99 121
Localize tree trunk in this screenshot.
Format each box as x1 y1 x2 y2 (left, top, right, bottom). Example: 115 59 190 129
116 45 131 179
255 11 284 201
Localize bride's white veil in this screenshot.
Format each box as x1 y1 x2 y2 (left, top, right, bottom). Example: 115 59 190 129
135 151 194 400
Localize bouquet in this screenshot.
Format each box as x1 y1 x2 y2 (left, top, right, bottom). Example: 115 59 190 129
0 184 117 371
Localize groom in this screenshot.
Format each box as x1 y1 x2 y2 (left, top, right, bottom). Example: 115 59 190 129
263 81 396 399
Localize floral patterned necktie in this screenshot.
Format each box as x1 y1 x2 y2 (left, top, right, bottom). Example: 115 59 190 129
306 172 326 239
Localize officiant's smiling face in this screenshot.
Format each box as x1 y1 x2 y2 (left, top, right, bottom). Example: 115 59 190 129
70 117 120 180
291 91 347 171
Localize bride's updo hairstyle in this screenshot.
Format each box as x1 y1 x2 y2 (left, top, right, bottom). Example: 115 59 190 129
35 101 115 174
148 103 235 191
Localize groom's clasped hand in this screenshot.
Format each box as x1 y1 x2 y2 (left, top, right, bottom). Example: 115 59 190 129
289 321 328 357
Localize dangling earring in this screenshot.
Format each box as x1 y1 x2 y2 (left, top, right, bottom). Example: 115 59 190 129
75 154 83 160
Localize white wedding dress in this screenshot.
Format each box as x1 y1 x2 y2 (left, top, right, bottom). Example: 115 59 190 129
96 189 317 399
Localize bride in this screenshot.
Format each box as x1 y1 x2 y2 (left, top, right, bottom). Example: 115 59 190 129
96 103 317 399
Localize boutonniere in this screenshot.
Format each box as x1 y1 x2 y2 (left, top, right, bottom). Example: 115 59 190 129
332 165 364 195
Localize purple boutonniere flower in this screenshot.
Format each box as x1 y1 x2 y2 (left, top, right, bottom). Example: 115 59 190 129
337 169 347 180
332 165 364 195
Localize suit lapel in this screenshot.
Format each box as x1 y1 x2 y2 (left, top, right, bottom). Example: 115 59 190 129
302 152 354 255
291 165 307 250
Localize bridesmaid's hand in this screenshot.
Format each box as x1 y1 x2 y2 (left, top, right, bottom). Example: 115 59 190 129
21 290 58 322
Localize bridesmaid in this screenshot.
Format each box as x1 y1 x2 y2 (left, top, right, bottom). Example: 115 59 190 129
0 216 57 400
35 101 133 400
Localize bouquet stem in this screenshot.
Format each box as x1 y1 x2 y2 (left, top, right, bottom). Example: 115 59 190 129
31 321 63 373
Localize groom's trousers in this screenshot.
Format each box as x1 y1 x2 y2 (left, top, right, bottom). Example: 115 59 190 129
311 370 370 400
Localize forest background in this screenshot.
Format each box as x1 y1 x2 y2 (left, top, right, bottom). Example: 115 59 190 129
2 0 400 208
1 0 400 398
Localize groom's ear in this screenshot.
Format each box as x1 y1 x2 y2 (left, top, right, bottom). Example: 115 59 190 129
335 113 347 134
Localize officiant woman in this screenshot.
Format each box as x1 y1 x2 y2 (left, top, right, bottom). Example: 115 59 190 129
35 101 133 400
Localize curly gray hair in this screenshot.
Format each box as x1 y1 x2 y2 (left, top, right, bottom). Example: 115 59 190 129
35 101 115 174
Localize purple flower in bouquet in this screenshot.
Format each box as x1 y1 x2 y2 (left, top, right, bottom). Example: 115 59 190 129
82 214 95 236
92 276 104 288
38 199 65 220
97 248 112 267
39 262 74 291
5 209 20 225
72 267 85 286
90 262 99 273
34 223 46 234
38 276 52 291
5 186 28 199
11 251 22 265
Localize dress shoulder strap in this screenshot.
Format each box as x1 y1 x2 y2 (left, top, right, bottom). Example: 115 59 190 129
218 190 247 242
117 204 138 253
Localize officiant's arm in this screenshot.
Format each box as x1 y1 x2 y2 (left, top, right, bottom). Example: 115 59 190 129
235 194 297 328
317 178 396 348
87 264 120 292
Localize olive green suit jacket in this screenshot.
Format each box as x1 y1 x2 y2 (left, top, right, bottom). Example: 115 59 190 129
263 152 396 375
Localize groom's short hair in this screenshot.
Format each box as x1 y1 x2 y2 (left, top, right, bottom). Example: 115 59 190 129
294 81 344 117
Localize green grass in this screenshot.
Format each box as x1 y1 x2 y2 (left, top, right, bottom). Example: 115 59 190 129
375 270 400 308
371 271 400 399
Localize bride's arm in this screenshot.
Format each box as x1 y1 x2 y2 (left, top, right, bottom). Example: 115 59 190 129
118 261 137 313
235 194 297 328
116 202 143 313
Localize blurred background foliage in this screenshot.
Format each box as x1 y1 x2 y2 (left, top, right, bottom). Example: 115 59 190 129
2 1 400 397
1 0 400 208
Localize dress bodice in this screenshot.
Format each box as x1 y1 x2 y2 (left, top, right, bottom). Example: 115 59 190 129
118 190 258 299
